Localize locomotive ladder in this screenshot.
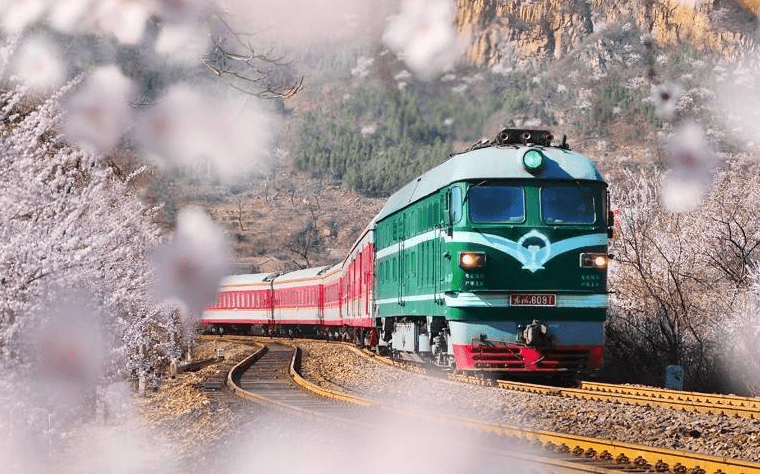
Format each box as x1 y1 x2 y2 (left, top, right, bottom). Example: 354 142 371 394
434 227 444 305
397 239 404 306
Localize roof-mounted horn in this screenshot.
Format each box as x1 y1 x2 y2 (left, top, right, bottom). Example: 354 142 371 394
494 129 555 147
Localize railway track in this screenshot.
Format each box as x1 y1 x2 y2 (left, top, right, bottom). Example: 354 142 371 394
225 342 622 473
207 334 760 421
491 378 760 420
220 339 760 474
225 342 375 424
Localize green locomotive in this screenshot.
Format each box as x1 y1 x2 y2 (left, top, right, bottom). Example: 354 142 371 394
374 129 613 375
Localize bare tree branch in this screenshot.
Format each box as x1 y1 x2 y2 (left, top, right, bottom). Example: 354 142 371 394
201 14 304 99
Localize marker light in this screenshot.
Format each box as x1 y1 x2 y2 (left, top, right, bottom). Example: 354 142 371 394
522 149 545 173
459 251 486 270
580 253 608 269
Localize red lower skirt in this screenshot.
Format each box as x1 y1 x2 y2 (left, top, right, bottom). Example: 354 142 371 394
452 343 604 372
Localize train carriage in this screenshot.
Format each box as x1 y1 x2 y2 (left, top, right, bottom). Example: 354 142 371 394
204 273 274 332
341 226 375 329
321 263 343 327
272 266 329 328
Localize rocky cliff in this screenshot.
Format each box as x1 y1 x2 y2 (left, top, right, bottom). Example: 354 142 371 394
455 0 759 67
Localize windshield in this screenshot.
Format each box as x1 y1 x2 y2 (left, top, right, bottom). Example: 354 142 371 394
468 185 524 223
541 185 596 224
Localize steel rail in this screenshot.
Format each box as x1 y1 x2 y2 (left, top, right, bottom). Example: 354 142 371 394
211 335 760 419
289 351 760 474
579 381 760 414
214 337 760 473
227 343 627 474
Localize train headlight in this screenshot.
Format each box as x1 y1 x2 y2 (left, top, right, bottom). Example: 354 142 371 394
459 251 486 270
580 252 609 269
522 149 545 173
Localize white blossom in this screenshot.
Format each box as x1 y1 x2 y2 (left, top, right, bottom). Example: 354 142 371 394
651 81 683 120
0 0 50 33
151 207 233 319
95 0 155 44
62 65 135 154
47 0 96 33
134 84 273 181
382 0 466 81
660 122 717 212
11 34 65 92
0 80 169 389
154 23 209 65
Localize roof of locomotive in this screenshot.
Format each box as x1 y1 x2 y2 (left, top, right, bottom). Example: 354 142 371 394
374 136 604 223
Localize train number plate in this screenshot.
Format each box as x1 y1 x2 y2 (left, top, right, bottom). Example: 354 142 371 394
510 294 556 307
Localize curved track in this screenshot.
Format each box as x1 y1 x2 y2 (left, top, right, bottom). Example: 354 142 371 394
295 344 760 474
207 334 760 420
224 342 638 473
226 342 374 424
217 336 760 474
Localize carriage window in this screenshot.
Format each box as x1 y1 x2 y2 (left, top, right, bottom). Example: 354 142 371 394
468 186 524 223
541 185 596 224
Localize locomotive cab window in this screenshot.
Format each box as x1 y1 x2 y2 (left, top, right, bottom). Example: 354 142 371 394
541 184 596 224
468 185 525 223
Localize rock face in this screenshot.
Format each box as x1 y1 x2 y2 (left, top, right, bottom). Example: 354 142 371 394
455 0 759 67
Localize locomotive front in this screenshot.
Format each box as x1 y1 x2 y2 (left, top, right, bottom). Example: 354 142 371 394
442 132 612 374
375 129 612 377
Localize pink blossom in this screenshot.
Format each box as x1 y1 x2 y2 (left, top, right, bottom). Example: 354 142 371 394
31 297 105 407
151 207 233 318
0 0 50 33
651 81 683 120
135 84 272 181
155 0 207 24
96 0 156 44
660 122 718 212
382 0 466 81
11 34 65 92
155 23 209 65
62 65 135 154
48 0 97 33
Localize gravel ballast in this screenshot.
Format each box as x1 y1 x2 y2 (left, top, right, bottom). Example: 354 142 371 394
297 340 760 462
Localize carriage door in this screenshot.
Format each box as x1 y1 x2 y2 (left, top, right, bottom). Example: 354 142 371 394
357 252 363 318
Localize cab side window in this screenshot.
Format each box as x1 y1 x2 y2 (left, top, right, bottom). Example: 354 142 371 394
449 186 462 223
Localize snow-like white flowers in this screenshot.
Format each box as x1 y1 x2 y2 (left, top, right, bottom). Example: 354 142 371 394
716 68 760 148
151 207 233 318
135 84 272 181
11 34 65 92
651 81 683 120
62 65 135 154
382 0 466 81
95 0 154 44
661 122 718 212
154 23 209 65
29 294 106 412
0 0 50 34
48 0 97 33
155 0 207 24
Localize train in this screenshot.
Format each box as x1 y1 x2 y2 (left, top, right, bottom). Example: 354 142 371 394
201 128 614 376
